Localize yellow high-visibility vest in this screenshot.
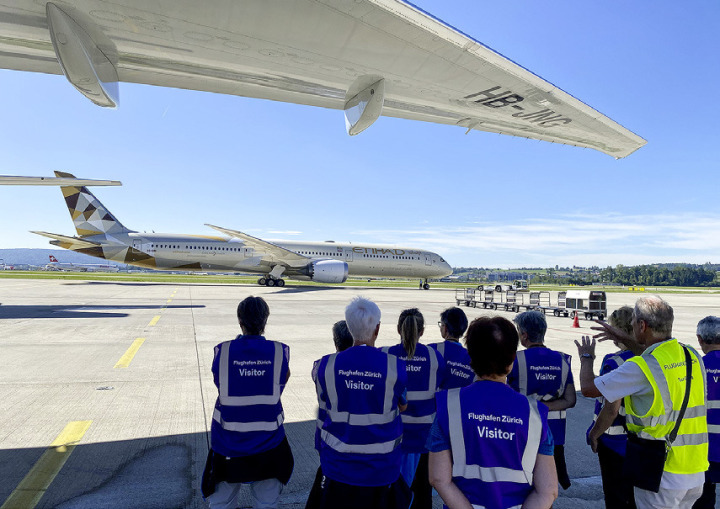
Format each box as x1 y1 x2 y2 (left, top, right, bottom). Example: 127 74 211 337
625 338 708 474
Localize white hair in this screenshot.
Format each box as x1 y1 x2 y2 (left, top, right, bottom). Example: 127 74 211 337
697 316 720 344
634 296 673 337
345 296 381 344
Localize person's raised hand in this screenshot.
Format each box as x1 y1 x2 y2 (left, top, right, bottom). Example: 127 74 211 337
574 335 596 358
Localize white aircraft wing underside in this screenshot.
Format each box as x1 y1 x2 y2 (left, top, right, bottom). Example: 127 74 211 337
0 0 645 158
206 224 309 268
0 175 121 186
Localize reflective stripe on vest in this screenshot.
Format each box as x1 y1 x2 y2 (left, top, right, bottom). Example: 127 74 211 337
218 341 282 406
319 429 402 454
320 352 402 454
516 350 568 401
437 342 446 358
323 353 399 426
469 505 522 509
212 408 284 432
406 346 439 400
708 401 720 409
447 389 541 484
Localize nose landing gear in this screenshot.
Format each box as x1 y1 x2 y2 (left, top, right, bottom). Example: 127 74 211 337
419 279 430 290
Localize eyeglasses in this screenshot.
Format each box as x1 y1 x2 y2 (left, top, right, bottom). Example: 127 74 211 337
438 321 444 327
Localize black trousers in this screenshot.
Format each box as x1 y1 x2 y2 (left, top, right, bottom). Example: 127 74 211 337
597 440 636 509
410 453 432 509
305 467 413 509
554 445 571 490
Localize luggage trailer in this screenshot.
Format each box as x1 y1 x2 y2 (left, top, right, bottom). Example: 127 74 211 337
454 288 607 321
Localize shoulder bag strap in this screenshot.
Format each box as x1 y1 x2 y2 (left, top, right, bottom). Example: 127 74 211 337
667 346 692 445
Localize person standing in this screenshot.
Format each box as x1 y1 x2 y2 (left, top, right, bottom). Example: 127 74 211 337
312 320 354 452
577 296 708 509
578 306 637 509
202 296 293 509
693 316 720 509
508 310 576 490
428 316 558 509
429 307 474 390
382 308 446 509
306 297 412 509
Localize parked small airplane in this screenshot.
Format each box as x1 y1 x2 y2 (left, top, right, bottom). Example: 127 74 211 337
32 172 452 288
45 255 120 273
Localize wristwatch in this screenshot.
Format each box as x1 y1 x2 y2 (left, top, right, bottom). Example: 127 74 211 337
581 353 595 360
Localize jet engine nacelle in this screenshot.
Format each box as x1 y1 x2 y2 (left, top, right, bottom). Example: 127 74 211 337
304 260 349 284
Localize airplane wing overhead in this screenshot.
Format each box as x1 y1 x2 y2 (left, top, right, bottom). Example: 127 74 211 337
0 1 645 158
206 224 309 267
0 175 121 186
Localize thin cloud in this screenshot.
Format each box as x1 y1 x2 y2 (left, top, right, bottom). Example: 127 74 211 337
349 212 720 267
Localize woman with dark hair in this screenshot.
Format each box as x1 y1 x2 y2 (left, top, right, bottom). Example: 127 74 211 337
382 308 446 509
202 296 293 509
430 307 474 389
428 316 558 509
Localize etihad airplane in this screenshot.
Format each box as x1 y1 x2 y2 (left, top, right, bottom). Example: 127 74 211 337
45 255 120 273
0 1 645 158
32 173 452 288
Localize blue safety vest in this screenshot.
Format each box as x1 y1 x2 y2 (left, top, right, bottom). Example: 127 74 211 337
704 350 720 463
312 358 327 452
508 347 572 445
586 349 634 455
382 343 445 452
211 335 289 457
315 345 408 486
429 340 475 389
435 381 547 509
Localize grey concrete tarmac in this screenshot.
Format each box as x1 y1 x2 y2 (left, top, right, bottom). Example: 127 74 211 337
0 279 717 508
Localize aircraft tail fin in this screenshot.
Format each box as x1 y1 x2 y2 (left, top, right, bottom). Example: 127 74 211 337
55 171 128 236
49 255 58 263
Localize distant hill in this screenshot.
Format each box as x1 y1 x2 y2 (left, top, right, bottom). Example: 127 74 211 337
0 248 126 268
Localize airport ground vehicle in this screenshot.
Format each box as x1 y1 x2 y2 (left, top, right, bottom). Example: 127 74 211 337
455 288 607 320
477 280 528 292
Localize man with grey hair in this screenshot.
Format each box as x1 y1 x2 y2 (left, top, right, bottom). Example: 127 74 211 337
306 297 411 509
694 316 720 509
577 296 708 508
507 310 576 490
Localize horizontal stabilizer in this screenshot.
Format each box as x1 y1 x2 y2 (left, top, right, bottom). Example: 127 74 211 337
30 231 102 249
0 175 121 186
205 224 309 267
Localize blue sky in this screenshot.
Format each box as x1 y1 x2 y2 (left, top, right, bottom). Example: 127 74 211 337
2 0 719 268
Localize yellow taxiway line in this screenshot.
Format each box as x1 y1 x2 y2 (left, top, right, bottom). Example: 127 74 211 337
1 421 92 509
114 338 147 369
148 315 161 327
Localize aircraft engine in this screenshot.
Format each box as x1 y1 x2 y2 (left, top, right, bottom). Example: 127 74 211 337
304 260 349 284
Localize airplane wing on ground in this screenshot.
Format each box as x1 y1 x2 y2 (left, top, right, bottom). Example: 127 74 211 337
206 224 310 268
0 1 645 158
0 175 121 186
30 231 102 250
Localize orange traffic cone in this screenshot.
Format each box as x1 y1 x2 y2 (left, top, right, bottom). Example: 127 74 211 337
572 314 580 328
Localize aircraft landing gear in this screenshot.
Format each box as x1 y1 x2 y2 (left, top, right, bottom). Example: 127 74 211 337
257 276 285 287
420 279 430 290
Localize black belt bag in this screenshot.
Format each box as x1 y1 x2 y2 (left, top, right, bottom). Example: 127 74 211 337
621 346 693 493
622 432 668 492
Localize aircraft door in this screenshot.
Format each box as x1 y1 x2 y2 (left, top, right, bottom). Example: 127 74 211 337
243 248 253 259
344 249 353 262
132 239 143 252
425 254 432 266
